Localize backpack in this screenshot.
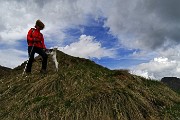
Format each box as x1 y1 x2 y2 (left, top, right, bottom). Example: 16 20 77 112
27 28 35 45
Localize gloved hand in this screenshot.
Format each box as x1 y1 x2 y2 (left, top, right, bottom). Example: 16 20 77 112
43 48 47 52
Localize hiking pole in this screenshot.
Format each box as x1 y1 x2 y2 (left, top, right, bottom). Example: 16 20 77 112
22 44 35 76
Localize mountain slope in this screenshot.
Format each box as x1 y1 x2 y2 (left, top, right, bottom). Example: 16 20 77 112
0 65 12 79
0 50 180 120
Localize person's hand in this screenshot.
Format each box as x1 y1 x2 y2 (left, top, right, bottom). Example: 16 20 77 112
43 48 47 52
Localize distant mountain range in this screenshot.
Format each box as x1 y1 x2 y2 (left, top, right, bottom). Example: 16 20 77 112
161 77 180 91
0 51 180 120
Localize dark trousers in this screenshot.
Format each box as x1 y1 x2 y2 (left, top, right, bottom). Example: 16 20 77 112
26 46 48 72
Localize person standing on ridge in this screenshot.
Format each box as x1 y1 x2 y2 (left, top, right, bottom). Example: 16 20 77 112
26 19 48 74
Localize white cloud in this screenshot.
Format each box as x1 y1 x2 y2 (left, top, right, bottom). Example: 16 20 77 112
0 49 27 68
130 70 155 79
131 57 180 80
58 34 116 59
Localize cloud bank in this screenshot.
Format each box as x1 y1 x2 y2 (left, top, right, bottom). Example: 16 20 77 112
131 57 178 80
1 0 180 50
0 49 27 68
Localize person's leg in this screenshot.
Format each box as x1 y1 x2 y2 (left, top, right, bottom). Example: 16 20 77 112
26 46 35 73
36 48 48 71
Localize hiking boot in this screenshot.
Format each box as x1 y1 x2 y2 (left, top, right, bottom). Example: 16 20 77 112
40 69 47 74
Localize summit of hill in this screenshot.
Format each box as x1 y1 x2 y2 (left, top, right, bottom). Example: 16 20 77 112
0 50 180 120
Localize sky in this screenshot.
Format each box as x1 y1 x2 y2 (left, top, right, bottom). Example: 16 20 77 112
1 0 180 80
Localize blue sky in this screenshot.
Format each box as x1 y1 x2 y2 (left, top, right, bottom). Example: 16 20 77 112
58 17 152 70
1 0 180 80
60 17 148 68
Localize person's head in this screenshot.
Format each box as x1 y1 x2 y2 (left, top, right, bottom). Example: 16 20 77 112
35 19 45 30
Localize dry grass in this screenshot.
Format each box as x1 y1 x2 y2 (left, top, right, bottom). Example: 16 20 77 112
0 51 180 120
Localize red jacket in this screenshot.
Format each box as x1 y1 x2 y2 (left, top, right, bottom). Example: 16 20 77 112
27 28 46 49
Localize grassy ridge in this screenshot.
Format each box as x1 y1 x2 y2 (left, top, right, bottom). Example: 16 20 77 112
0 51 180 120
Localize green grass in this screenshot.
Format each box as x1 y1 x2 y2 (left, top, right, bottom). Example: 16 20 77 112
163 102 180 119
